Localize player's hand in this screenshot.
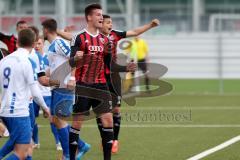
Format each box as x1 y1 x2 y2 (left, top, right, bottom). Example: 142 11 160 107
150 19 160 28
67 79 76 90
49 79 60 88
127 62 137 72
43 107 50 118
74 51 84 61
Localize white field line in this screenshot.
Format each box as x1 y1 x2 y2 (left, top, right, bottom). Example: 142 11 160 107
38 124 240 128
170 93 240 96
120 106 240 110
187 135 240 160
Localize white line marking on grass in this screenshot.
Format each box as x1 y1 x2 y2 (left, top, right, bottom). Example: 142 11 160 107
38 124 240 128
187 135 240 160
121 106 240 110
171 93 240 96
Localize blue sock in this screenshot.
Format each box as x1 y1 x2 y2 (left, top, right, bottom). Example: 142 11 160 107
50 123 60 144
78 137 85 149
58 125 69 158
25 155 32 160
6 153 19 160
32 123 39 144
0 138 14 158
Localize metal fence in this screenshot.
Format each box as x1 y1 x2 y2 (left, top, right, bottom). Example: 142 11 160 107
1 0 240 33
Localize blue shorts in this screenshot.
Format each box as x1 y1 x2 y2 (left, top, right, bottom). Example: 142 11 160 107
51 88 74 117
1 116 31 144
33 96 52 117
29 103 35 130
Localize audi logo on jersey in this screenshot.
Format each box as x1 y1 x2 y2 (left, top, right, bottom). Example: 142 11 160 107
88 46 104 52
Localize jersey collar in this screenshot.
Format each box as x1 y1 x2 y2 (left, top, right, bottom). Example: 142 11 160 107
17 48 31 56
84 28 99 37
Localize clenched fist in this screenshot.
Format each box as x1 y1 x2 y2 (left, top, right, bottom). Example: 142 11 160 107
43 107 50 118
127 62 137 72
150 19 160 28
74 51 84 61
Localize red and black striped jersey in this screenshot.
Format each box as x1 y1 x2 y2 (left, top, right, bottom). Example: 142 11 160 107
105 29 126 75
71 29 111 84
0 32 17 53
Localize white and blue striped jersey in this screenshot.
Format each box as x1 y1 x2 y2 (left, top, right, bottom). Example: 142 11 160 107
42 53 49 68
38 52 51 96
0 48 38 117
48 37 71 74
28 49 46 101
29 49 45 75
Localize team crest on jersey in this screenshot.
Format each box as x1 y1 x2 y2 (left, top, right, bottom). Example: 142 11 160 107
109 35 115 41
85 39 89 43
100 38 105 44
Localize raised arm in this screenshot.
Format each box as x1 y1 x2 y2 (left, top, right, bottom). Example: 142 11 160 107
57 29 73 41
126 19 160 37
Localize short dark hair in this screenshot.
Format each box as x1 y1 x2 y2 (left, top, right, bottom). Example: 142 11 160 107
18 29 36 48
28 25 39 41
103 14 111 19
16 20 27 27
85 3 102 21
42 19 57 32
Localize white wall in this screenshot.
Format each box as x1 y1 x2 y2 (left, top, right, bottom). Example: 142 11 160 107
142 33 240 78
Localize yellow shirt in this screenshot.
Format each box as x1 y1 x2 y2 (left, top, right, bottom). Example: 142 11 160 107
130 39 148 60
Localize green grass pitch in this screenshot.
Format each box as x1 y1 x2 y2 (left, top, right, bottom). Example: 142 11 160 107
1 79 240 160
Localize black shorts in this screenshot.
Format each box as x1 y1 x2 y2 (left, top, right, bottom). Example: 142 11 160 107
138 59 147 73
106 72 122 107
73 82 112 116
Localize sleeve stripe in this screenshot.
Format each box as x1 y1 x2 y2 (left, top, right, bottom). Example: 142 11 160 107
56 39 71 56
36 52 45 71
28 58 38 81
71 34 78 46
